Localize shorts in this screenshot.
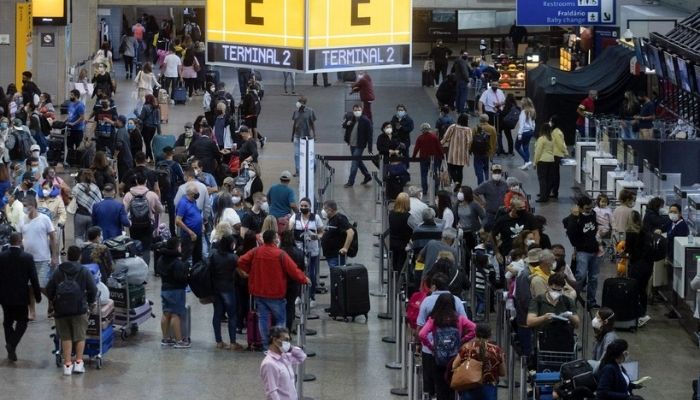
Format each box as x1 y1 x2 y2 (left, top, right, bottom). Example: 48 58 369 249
244 116 258 129
35 261 53 288
161 289 186 316
55 314 89 342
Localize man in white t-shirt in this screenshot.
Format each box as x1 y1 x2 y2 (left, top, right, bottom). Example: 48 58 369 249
478 81 506 126
20 196 58 320
162 45 182 97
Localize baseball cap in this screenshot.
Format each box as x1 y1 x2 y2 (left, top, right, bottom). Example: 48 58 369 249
163 146 174 153
30 144 40 152
506 177 520 186
491 164 503 172
223 176 235 186
237 125 250 133
22 172 36 182
184 122 194 128
420 122 432 132
280 170 292 181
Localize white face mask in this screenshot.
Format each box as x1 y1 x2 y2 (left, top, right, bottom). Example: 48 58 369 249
280 340 291 352
457 192 465 202
261 201 269 212
591 317 603 330
295 101 302 109
353 110 362 118
42 189 51 197
510 186 519 192
669 212 679 222
321 209 328 219
185 128 193 137
384 128 393 134
549 290 562 301
492 174 502 181
232 196 241 204
526 239 536 246
248 170 256 178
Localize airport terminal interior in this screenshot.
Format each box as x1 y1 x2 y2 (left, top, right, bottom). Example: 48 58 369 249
0 0 700 399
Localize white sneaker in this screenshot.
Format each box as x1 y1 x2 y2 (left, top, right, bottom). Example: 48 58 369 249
310 300 317 308
72 361 85 374
63 364 73 376
638 315 651 327
519 162 532 170
294 297 301 305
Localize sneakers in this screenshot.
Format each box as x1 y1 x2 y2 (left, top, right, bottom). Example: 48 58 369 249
343 183 353 188
160 338 176 347
519 161 533 170
174 340 192 349
259 136 266 148
361 175 372 185
228 342 245 352
72 361 85 374
63 364 73 376
6 345 17 362
638 315 651 327
310 300 317 308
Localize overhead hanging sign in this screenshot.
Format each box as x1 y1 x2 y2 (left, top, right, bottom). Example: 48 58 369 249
516 0 616 26
206 0 412 72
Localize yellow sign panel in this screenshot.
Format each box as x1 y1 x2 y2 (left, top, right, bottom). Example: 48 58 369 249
33 0 65 18
16 3 33 87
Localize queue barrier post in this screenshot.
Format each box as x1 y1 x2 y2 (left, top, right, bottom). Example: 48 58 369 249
390 290 409 396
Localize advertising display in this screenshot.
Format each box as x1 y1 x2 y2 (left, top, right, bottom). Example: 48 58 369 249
33 0 67 25
206 0 412 72
15 3 33 87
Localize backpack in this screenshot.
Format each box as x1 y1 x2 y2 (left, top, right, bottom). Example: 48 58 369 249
188 257 214 299
39 115 52 136
211 91 231 114
347 222 359 258
128 193 152 229
406 289 429 330
646 232 667 262
433 324 462 366
502 106 520 130
54 269 85 316
10 130 33 160
155 161 173 196
470 127 490 156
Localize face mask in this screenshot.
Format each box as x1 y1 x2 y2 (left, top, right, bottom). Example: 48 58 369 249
193 192 200 200
185 129 193 137
462 55 468 60
232 196 241 204
516 209 526 218
492 174 502 181
2 196 8 204
296 101 302 109
127 124 135 130
591 317 603 330
457 192 465 202
300 207 310 215
261 202 269 212
526 239 536 246
582 211 591 216
492 87 498 92
209 86 216 92
384 128 392 134
194 168 201 175
42 189 51 197
31 167 38 173
248 170 256 178
280 340 291 353
397 110 406 118
0 123 7 130
321 209 328 219
510 186 519 192
358 73 364 79
353 110 362 118
669 212 679 222
98 67 105 73
549 290 562 301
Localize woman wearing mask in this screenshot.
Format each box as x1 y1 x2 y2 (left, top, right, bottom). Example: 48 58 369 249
127 118 144 157
231 188 247 220
441 113 472 191
455 324 505 400
37 180 67 231
133 62 160 107
390 104 415 165
91 62 114 99
516 97 536 170
280 230 305 331
42 167 71 205
288 197 324 304
210 233 244 351
388 193 413 275
455 186 485 257
621 211 648 325
533 124 555 203
376 121 402 163
596 339 643 399
612 189 636 240
38 93 56 120
243 163 263 205
419 293 477 400
549 115 568 200
512 230 536 255
71 169 103 241
194 115 213 140
90 150 117 191
202 83 217 127
591 307 618 361
436 190 455 228
619 91 640 139
138 94 161 162
666 203 689 260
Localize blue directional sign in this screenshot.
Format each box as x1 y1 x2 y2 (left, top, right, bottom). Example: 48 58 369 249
517 0 616 26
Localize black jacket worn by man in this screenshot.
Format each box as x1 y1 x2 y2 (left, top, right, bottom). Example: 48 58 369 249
452 57 471 83
342 113 374 152
155 247 189 291
0 246 41 306
188 136 221 174
45 262 98 318
564 212 599 254
321 212 352 259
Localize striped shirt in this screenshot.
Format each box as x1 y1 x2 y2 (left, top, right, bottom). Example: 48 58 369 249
71 183 102 214
441 124 472 166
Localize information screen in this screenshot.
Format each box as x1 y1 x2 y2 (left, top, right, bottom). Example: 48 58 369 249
33 0 66 25
676 57 691 92
664 51 676 85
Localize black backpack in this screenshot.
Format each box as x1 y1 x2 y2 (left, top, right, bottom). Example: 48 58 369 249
54 269 85 316
646 232 667 262
347 222 359 258
470 127 490 156
129 193 152 229
155 161 173 196
188 257 214 299
502 106 521 130
39 115 52 136
10 130 33 160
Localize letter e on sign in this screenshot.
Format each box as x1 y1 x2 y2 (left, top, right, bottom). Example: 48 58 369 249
246 0 264 25
351 0 371 26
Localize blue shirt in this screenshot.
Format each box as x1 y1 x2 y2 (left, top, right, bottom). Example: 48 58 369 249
92 198 130 240
176 197 203 236
67 100 86 131
196 172 217 189
416 290 467 355
267 183 296 218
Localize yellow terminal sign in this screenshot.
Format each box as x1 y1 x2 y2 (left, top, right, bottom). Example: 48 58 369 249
206 0 412 72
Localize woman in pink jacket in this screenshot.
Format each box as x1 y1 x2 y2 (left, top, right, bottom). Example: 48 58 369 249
419 293 476 400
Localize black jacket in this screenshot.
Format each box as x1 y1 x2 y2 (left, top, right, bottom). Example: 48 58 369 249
155 248 189 290
46 261 98 317
596 363 635 400
210 248 238 293
642 209 670 235
376 133 402 159
342 113 373 152
188 137 221 174
0 247 41 306
564 212 599 253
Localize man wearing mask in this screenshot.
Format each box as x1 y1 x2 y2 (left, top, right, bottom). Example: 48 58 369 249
241 84 263 144
564 196 601 308
212 102 234 150
65 89 85 151
551 244 577 288
390 104 414 167
526 273 580 330
113 115 134 182
291 96 317 177
80 226 113 284
0 117 11 163
342 104 373 188
576 89 597 138
491 196 537 265
26 151 48 179
175 183 205 265
453 50 472 113
174 168 210 255
350 71 375 121
6 118 36 163
175 122 199 150
474 164 509 230
634 92 655 140
91 183 131 240
320 200 354 271
158 147 185 235
13 172 38 202
120 151 160 197
241 192 269 236
428 40 453 86
188 130 222 175
123 173 163 266
191 158 218 194
478 82 506 131
94 99 118 155
231 188 246 220
237 126 258 164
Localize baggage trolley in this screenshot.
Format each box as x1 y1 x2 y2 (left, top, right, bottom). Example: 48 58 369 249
532 327 579 400
109 273 154 340
48 123 69 166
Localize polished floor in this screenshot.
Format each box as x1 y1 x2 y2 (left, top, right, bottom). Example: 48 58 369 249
1 63 698 399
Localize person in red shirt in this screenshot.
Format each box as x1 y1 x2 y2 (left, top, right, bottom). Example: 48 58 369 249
351 71 375 122
576 89 597 138
412 123 444 196
238 230 310 348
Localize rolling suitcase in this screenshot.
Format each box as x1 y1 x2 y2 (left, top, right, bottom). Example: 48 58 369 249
601 277 640 331
329 262 370 322
47 136 64 165
151 133 176 163
172 83 188 105
246 302 263 350
422 69 435 87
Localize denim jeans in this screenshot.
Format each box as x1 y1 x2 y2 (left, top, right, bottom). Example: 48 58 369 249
473 155 489 185
575 251 601 305
282 72 296 93
456 80 468 113
461 383 497 400
621 120 635 139
348 146 370 185
308 255 319 300
327 254 346 269
419 159 440 196
255 297 287 348
213 290 237 343
515 130 534 163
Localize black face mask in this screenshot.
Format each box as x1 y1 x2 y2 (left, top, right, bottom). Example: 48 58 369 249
492 87 498 92
193 192 200 200
462 55 468 60
516 209 526 218
300 208 310 215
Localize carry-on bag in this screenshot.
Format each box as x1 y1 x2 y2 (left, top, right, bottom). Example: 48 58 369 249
601 277 640 331
329 261 370 322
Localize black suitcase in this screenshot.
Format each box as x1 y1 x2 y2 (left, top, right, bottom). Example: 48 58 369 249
422 70 435 87
47 137 64 165
559 359 597 396
601 277 639 331
329 263 370 322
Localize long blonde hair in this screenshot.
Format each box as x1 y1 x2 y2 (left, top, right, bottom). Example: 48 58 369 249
521 97 536 121
261 215 278 233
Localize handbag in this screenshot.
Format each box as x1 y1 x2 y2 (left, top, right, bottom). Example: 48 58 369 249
440 161 451 188
450 341 485 391
66 197 78 214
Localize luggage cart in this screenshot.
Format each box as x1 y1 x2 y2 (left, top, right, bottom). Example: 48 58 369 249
532 328 579 400
109 273 154 340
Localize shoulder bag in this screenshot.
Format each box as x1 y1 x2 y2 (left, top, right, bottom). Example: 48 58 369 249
450 341 485 391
